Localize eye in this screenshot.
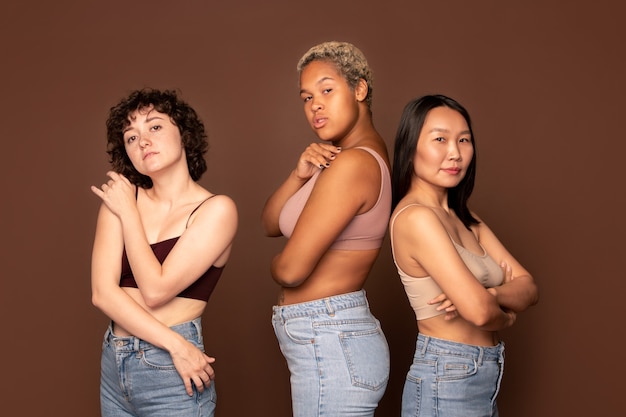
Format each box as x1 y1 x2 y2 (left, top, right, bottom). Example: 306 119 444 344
459 137 472 143
323 88 332 94
150 125 162 132
126 135 137 144
302 95 312 103
435 137 445 142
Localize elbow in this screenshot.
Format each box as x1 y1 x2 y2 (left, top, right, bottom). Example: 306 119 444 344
261 220 283 237
260 211 282 237
271 256 308 287
464 303 498 328
91 291 104 310
272 269 307 287
528 287 540 307
142 291 170 309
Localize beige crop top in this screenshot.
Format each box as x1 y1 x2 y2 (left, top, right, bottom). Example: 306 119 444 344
278 147 391 250
390 204 503 320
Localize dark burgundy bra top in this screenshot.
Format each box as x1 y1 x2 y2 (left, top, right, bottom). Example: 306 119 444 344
119 195 224 302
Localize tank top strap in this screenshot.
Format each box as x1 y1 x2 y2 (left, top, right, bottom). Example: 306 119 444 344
390 203 424 264
185 194 218 229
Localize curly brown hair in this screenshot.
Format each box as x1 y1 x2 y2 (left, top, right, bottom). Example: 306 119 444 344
105 88 208 188
297 41 374 110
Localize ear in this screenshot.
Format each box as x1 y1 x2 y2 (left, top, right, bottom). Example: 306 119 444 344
354 78 368 102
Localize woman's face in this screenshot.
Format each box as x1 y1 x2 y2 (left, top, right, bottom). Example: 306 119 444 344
413 106 474 189
299 60 362 142
122 106 186 176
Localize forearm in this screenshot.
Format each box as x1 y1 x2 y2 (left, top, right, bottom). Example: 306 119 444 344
92 286 183 351
492 275 539 312
270 252 307 287
119 209 169 296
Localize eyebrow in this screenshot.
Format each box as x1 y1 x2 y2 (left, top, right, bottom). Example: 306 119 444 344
122 112 164 134
299 76 334 95
429 127 471 136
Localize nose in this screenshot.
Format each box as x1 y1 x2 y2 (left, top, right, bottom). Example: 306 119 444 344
139 134 151 148
310 96 323 111
448 142 461 160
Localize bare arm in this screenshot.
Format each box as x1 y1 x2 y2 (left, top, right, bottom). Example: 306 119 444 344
90 204 216 396
91 172 238 307
473 216 539 312
395 207 515 331
261 143 341 236
270 148 380 287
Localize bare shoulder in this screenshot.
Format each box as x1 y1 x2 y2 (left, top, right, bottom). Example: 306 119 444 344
187 194 238 228
393 204 445 236
320 147 381 183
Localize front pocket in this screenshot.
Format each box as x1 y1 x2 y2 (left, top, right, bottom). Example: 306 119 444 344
140 347 177 370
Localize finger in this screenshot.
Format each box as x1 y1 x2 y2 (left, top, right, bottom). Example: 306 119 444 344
192 375 205 393
303 150 331 169
427 294 447 304
184 379 194 397
305 145 339 167
90 185 104 199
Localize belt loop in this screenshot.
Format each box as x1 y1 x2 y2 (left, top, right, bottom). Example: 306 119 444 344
420 336 429 357
192 318 202 338
133 337 140 352
325 298 335 317
477 347 484 366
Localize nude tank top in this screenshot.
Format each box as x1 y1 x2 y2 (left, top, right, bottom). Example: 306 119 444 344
278 147 391 250
390 204 503 320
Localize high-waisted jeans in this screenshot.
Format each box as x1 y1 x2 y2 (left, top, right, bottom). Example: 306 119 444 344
402 334 505 417
100 317 216 417
272 290 390 417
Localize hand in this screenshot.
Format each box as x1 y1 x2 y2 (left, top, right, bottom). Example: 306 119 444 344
488 261 515 298
169 339 216 396
501 261 514 284
294 143 341 180
428 292 458 321
90 171 137 217
503 308 517 328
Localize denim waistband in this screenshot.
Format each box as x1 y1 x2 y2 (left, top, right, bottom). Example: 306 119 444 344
417 333 504 363
272 289 369 320
104 317 203 352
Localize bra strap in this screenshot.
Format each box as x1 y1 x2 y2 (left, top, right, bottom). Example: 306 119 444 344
185 195 218 228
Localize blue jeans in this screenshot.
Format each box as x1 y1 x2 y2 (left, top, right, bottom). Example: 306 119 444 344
402 334 505 417
100 318 216 417
272 290 390 417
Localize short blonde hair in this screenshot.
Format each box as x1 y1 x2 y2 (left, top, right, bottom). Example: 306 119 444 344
297 41 373 109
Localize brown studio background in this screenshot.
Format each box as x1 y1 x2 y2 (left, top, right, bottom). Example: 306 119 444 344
1 1 624 416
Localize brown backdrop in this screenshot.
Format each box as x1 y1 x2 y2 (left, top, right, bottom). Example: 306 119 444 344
2 1 624 416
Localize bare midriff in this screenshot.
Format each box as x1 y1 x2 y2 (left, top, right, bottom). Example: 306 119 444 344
417 315 499 347
112 287 207 337
278 248 379 305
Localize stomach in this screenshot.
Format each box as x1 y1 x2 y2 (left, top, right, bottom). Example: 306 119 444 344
113 287 208 337
417 315 499 347
279 248 379 305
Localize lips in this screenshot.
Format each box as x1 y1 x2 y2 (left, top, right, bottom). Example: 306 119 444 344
143 151 158 160
313 116 327 129
442 167 461 174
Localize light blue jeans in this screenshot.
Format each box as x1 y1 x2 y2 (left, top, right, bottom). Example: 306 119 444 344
272 290 390 417
402 334 505 417
100 318 216 417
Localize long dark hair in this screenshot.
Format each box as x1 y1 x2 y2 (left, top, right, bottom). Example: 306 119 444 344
391 94 479 229
105 88 208 189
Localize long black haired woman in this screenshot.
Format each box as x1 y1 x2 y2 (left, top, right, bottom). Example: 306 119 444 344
390 94 538 417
